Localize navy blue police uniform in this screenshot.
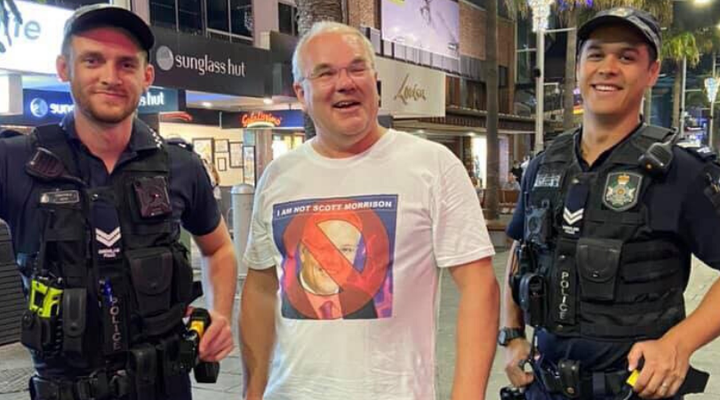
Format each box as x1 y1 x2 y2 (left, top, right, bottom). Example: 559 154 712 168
0 113 220 400
506 122 720 400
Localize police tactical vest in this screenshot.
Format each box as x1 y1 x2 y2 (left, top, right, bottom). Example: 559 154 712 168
524 125 688 340
18 124 197 374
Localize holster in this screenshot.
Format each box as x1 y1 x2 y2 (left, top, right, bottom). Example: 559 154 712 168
128 344 157 400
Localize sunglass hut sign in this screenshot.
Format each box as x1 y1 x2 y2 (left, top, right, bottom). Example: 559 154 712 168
155 45 246 77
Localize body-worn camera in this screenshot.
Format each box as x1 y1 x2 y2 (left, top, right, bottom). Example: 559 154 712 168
519 273 546 328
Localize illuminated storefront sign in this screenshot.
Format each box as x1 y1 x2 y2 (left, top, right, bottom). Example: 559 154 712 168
0 1 73 75
0 88 180 125
222 109 303 129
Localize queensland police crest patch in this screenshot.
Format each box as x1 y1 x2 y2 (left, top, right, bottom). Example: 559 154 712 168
603 172 642 211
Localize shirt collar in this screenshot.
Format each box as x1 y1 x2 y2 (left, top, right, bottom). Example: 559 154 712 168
60 113 163 153
573 119 644 170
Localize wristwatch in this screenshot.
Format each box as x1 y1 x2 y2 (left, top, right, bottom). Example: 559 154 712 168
498 327 526 347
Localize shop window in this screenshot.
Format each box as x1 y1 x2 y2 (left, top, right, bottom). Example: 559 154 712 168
178 0 203 34
446 76 461 107
150 0 178 29
230 0 253 37
207 0 252 39
279 2 299 36
150 0 201 33
207 0 230 32
499 66 509 88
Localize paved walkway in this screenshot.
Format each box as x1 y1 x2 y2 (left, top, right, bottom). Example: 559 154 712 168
1 252 719 399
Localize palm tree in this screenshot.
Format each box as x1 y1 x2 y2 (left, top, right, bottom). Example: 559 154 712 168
662 31 701 128
0 0 22 53
296 0 344 139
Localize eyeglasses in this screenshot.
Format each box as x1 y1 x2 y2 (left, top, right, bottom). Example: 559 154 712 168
303 61 373 86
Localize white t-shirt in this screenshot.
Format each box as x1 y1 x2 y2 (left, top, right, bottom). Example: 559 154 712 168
244 129 495 400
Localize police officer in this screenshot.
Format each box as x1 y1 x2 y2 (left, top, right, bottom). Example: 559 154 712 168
0 5 237 400
500 7 720 400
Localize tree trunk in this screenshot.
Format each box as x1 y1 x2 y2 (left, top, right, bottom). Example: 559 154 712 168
296 0 344 139
563 7 579 131
485 0 499 221
643 88 652 123
673 65 682 129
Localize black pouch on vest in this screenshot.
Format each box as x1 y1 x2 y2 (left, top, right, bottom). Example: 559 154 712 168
20 311 60 355
156 335 182 397
132 177 172 218
171 246 194 305
62 288 86 356
128 247 174 318
128 343 157 400
576 238 623 301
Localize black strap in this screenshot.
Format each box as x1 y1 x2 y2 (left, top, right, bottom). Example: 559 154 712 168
31 371 128 400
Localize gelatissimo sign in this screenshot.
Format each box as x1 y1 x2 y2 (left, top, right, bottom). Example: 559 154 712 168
0 88 180 125
0 1 73 75
151 27 270 97
375 57 444 117
222 110 303 130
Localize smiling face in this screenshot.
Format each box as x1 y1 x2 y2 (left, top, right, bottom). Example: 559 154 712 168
57 26 154 125
577 24 659 123
293 31 380 147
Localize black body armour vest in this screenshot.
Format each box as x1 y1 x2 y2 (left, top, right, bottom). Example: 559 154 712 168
523 125 689 341
18 125 197 375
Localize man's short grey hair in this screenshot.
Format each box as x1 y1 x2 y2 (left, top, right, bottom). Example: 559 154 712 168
292 21 377 84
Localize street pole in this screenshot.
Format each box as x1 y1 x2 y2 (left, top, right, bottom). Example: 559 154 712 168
680 56 687 137
535 29 545 154
711 53 717 150
529 0 552 154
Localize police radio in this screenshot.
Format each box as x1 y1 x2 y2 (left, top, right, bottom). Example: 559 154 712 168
638 128 680 176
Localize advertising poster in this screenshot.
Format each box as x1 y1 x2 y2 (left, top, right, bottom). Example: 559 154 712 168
381 0 460 58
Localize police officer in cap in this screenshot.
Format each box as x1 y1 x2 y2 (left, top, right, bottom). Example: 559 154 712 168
501 7 720 400
0 4 237 400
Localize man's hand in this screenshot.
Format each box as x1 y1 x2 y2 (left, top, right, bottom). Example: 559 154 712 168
198 309 234 362
627 337 690 399
504 338 534 388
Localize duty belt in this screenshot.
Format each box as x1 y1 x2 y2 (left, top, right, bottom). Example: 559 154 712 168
30 371 129 400
535 359 709 399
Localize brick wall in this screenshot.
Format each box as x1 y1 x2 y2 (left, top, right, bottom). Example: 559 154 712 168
459 1 514 69
348 0 378 30
459 1 486 60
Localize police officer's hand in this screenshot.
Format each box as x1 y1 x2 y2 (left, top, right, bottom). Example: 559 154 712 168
504 338 534 388
199 310 234 362
627 337 690 399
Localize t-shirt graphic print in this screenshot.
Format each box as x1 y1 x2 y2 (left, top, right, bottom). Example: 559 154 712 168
271 195 397 320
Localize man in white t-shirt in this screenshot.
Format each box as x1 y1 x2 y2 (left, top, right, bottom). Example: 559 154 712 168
239 21 500 400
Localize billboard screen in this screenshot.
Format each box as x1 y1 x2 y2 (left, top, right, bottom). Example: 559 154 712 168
381 0 459 59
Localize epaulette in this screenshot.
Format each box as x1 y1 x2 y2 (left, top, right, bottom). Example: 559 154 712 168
166 137 193 152
675 141 718 163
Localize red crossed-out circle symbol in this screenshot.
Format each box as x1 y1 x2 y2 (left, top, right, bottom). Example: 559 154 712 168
282 199 390 318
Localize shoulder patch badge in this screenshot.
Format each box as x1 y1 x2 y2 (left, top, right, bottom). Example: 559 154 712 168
603 172 643 212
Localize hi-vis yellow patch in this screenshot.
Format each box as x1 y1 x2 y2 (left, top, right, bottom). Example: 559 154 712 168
626 369 640 387
388 0 405 4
